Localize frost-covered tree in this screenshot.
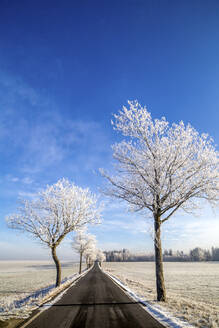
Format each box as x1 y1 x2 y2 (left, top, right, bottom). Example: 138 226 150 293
101 101 219 301
122 248 130 261
84 242 97 268
212 247 219 261
72 230 96 274
6 179 101 287
96 249 106 266
190 247 206 261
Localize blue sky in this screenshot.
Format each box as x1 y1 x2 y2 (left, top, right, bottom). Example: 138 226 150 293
0 0 219 260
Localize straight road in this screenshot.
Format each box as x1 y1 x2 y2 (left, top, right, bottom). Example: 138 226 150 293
21 263 165 328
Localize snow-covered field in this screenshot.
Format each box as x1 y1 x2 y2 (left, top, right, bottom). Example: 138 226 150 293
103 262 219 328
1 261 218 327
0 260 85 320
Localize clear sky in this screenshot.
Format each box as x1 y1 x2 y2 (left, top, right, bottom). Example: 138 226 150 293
0 0 219 261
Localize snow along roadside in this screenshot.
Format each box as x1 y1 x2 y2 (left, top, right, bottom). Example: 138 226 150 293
19 265 94 328
1 265 93 323
101 267 195 328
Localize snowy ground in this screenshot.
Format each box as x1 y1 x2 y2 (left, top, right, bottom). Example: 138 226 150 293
103 262 219 328
0 260 85 320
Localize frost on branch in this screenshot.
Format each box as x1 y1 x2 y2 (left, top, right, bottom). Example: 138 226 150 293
96 249 106 265
103 100 219 220
73 230 96 255
72 230 97 273
6 178 102 286
6 178 101 247
101 100 219 302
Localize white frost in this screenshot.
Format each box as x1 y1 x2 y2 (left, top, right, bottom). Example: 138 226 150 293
0 262 90 321
103 269 195 328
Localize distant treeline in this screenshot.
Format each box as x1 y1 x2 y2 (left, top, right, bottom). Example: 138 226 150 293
104 247 219 262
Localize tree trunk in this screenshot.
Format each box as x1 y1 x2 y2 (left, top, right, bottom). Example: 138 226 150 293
79 251 82 274
154 216 166 301
51 246 61 287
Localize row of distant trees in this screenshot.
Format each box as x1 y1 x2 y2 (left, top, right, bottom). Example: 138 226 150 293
72 229 105 274
164 247 219 261
104 247 219 262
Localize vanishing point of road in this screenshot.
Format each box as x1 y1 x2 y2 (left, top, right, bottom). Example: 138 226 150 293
21 263 165 328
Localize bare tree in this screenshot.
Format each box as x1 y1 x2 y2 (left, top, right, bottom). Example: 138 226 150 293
101 101 219 301
6 178 101 287
72 230 96 274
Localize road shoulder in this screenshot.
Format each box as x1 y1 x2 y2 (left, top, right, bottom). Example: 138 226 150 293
2 267 93 328
101 267 194 328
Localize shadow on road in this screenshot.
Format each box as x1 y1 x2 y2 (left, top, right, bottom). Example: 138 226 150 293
42 301 146 307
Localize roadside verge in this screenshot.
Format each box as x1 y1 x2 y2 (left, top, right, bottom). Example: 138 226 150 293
101 267 194 328
1 266 93 328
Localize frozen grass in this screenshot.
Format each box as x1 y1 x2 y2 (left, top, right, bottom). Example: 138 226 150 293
0 260 85 320
103 262 219 328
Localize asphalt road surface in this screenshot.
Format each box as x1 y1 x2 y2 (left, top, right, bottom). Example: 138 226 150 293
22 263 165 328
